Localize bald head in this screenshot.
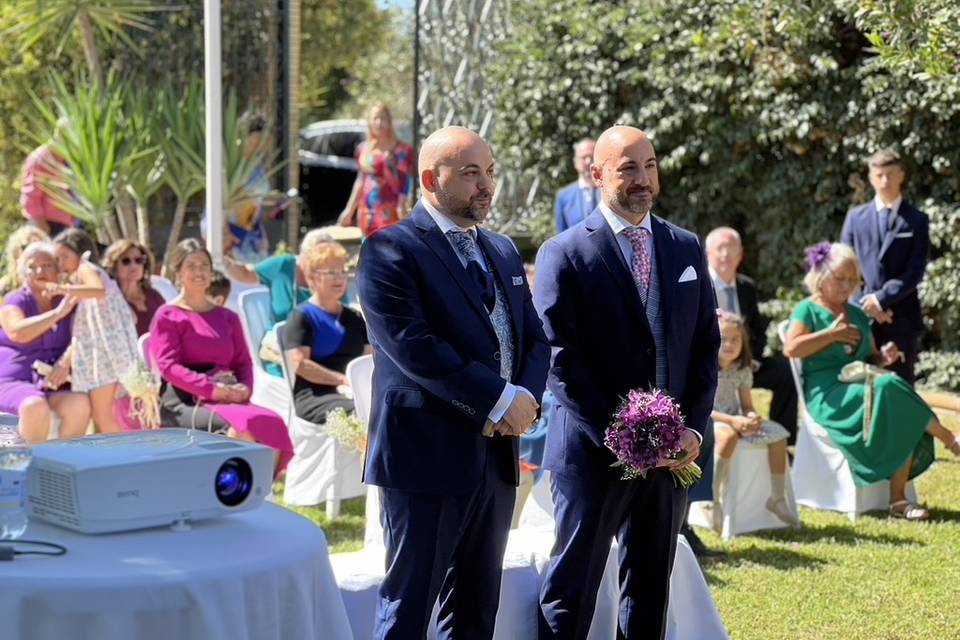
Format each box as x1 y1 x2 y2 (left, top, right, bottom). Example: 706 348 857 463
591 125 659 223
419 126 496 227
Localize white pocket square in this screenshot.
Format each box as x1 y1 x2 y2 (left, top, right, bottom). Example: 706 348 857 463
512 275 524 286
677 266 698 283
894 232 914 238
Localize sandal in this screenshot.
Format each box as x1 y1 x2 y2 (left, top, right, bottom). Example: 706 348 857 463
948 437 960 457
889 500 929 521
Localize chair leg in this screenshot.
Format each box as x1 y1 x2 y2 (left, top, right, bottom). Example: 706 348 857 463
325 483 341 519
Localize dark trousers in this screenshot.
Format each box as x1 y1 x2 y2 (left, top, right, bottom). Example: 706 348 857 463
753 355 799 444
871 324 921 384
374 442 515 640
539 468 687 640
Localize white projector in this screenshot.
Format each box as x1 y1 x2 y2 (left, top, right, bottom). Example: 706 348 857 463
26 429 275 534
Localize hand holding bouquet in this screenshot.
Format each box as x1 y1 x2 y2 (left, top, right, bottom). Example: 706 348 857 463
604 388 702 488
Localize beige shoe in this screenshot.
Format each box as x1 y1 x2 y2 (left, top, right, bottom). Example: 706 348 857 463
766 497 801 527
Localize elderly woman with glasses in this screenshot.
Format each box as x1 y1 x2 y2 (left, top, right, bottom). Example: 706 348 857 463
0 243 90 442
103 239 165 336
282 241 370 424
783 242 959 521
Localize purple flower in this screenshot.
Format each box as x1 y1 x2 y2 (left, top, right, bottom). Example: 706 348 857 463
805 242 832 272
604 388 701 487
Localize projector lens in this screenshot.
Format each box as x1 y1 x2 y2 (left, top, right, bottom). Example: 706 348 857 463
215 458 253 506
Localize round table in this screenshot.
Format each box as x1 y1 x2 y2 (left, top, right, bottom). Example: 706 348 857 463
0 503 352 640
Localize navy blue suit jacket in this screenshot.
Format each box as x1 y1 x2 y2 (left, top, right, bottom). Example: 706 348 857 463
555 182 595 233
533 210 721 474
841 200 930 335
357 204 550 495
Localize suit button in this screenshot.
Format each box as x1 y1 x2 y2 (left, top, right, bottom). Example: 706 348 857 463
493 351 501 361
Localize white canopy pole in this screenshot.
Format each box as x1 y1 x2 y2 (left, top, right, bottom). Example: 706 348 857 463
203 0 224 264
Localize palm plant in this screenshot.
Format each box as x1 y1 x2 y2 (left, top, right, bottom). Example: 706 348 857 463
154 80 205 267
28 72 133 242
7 1 158 89
116 85 163 247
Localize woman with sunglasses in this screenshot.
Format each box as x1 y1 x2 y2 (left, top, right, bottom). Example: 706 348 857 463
103 240 165 336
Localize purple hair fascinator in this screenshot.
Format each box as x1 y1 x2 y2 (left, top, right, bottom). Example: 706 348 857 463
805 242 832 272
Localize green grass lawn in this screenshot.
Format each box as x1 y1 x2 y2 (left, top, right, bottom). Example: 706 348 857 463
278 406 960 639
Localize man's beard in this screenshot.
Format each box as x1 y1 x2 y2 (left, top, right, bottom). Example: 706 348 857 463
435 185 492 223
615 186 657 215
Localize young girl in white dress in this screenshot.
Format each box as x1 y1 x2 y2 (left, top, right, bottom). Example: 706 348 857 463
712 311 799 532
51 229 140 433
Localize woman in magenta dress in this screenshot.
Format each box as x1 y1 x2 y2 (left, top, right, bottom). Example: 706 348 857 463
339 104 414 238
149 239 293 473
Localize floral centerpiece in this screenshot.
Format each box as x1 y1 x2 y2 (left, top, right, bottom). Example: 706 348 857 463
604 388 702 488
119 363 162 430
324 407 367 453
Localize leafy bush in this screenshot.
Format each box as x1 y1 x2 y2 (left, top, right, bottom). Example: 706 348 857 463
491 0 960 338
916 351 960 393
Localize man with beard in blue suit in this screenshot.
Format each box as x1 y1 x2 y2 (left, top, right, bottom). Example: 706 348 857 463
357 126 550 640
535 125 720 639
841 148 930 384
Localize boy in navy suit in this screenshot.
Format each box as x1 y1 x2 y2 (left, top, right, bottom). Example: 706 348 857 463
841 149 930 383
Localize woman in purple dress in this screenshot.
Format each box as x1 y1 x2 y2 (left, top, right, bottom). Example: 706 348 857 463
0 243 90 442
149 239 294 473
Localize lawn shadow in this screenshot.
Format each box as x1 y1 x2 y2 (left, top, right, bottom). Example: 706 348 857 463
924 507 960 523
700 545 827 584
745 522 922 547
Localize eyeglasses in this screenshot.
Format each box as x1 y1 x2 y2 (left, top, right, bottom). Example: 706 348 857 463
310 270 349 280
182 264 212 274
120 256 147 266
26 264 58 274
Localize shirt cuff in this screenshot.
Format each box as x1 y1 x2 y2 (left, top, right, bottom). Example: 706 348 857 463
488 382 519 424
685 427 704 445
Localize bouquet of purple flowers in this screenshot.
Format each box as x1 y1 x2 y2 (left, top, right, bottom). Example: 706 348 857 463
604 388 702 488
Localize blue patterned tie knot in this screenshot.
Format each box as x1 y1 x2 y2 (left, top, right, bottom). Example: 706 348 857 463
447 229 495 311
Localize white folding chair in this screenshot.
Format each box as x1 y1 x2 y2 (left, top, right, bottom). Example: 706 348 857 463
149 275 179 302
779 321 916 522
275 322 364 516
687 436 799 540
237 288 291 421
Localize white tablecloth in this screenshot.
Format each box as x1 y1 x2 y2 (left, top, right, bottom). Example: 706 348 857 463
0 504 352 640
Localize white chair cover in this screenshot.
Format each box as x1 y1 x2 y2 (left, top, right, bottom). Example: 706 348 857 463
237 288 292 422
148 275 179 302
778 321 917 521
512 475 728 639
688 439 799 540
274 321 364 509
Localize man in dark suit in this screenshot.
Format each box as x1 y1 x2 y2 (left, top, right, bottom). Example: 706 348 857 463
706 226 799 443
841 149 930 383
357 126 550 639
535 125 721 639
555 138 599 233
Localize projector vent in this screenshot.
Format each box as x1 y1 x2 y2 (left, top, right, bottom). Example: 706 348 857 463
30 468 78 518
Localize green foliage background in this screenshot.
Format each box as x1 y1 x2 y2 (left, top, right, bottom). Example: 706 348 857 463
491 0 960 353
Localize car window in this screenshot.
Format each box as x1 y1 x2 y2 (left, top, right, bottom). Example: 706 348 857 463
306 130 364 157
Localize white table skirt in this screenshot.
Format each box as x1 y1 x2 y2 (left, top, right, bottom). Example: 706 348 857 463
0 504 352 640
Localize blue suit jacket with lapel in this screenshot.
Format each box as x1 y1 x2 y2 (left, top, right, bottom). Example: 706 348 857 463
841 200 930 334
533 210 721 474
356 204 550 494
555 181 593 233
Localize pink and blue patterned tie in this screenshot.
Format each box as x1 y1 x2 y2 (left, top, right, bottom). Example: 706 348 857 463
623 227 652 295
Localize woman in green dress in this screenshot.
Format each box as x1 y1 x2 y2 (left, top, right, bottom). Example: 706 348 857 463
784 242 960 521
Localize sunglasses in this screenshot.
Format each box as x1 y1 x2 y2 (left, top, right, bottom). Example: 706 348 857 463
120 256 148 266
